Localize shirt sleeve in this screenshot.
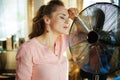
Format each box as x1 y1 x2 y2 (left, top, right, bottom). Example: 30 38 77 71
15 45 33 80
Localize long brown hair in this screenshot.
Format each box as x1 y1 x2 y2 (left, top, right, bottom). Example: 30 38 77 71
29 0 64 39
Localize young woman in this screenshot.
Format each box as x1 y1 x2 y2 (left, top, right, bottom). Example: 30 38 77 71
15 0 78 80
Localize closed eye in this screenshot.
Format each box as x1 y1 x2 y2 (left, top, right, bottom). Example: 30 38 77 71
60 16 65 19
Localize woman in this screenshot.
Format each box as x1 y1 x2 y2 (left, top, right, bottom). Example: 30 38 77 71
15 0 78 80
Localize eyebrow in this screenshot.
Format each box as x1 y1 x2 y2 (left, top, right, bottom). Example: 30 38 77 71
58 13 69 18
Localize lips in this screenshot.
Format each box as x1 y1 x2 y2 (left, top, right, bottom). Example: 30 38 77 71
63 26 68 30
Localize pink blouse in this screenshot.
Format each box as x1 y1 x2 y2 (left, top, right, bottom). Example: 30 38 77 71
15 35 68 80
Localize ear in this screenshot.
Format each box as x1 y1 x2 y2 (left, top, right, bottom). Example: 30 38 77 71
43 15 50 24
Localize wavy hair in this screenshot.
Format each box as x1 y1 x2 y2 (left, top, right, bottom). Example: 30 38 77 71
29 0 64 39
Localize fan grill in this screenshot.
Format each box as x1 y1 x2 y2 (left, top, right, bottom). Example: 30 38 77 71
69 2 120 74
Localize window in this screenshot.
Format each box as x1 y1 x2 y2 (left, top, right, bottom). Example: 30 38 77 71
0 0 28 41
83 0 111 9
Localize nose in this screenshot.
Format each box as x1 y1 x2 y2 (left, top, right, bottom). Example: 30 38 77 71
65 18 69 24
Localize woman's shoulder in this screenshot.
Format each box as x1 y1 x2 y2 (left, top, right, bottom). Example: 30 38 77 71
16 38 38 57
25 38 36 44
19 38 37 49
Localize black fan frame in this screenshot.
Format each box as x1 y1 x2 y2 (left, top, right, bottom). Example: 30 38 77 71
68 2 120 75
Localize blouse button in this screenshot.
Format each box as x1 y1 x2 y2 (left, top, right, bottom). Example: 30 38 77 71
55 54 58 56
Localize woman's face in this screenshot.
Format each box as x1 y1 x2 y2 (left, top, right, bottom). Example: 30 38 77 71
49 6 70 35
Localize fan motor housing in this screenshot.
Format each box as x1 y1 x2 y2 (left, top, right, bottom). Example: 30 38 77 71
87 31 98 44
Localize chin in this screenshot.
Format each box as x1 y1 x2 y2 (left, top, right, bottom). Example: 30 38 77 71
62 32 69 35
58 30 69 35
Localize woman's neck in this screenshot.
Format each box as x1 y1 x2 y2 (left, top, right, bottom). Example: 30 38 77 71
36 32 59 50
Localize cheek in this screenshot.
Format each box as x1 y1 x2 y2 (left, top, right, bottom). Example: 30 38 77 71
50 19 56 27
51 19 64 27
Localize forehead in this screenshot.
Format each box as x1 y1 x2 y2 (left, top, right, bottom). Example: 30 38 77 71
53 6 69 17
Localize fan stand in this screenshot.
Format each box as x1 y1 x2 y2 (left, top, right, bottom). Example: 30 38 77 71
87 31 106 80
95 75 99 80
93 74 107 80
88 31 99 80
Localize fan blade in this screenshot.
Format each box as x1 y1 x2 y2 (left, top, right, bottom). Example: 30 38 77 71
74 16 91 33
93 8 105 32
69 23 88 47
99 31 116 45
82 44 114 74
69 32 88 56
81 45 101 73
70 41 91 68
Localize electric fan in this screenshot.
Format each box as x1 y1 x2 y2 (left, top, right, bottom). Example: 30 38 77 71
68 2 120 80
